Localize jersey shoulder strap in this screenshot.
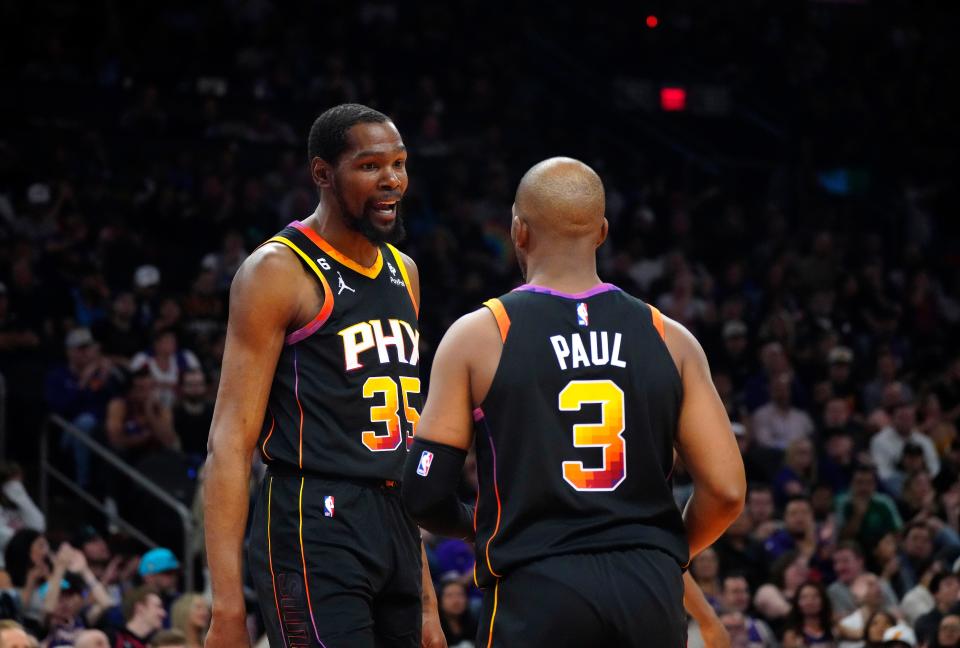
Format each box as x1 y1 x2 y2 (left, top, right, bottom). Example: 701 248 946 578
259 225 335 344
385 243 419 316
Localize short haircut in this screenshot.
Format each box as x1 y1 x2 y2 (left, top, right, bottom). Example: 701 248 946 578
931 572 960 595
148 629 187 647
122 585 159 622
785 494 812 508
834 540 864 559
748 483 773 497
307 104 390 165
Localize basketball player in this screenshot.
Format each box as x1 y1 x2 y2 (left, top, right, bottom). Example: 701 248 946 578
401 157 745 646
204 104 445 648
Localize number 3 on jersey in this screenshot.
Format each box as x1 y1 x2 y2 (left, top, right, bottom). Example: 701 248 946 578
560 380 626 491
362 376 421 452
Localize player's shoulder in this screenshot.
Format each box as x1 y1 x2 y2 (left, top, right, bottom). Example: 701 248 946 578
385 243 418 272
230 241 304 300
440 304 503 352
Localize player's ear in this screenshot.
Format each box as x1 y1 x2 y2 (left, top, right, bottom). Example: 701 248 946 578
312 157 334 189
512 214 529 251
597 217 609 248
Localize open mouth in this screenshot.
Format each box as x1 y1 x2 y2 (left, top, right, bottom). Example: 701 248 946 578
371 200 399 218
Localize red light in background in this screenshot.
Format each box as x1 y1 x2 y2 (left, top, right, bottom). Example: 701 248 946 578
646 15 658 28
660 87 687 111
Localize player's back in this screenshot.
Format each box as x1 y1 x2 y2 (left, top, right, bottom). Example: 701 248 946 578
472 283 687 587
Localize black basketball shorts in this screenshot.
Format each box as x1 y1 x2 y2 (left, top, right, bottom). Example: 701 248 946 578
477 547 686 648
248 472 422 648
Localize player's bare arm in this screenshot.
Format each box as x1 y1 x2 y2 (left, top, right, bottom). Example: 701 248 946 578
683 571 732 648
402 307 501 538
203 244 313 648
664 316 746 559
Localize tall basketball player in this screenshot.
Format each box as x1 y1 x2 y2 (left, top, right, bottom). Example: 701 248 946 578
205 104 445 648
402 157 745 647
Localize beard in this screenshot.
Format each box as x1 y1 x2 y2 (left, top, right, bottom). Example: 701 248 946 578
333 185 406 244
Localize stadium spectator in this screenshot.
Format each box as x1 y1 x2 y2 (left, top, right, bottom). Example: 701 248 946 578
863 610 897 648
436 578 476 648
44 329 123 487
828 542 899 618
837 573 893 645
936 614 960 648
913 572 960 647
172 370 212 466
0 619 33 648
107 586 166 648
147 629 188 648
168 594 208 648
717 574 776 647
104 370 178 461
773 438 818 508
690 547 723 612
74 629 110 648
0 464 45 570
754 551 810 626
781 581 833 648
129 330 201 409
753 372 815 451
92 292 144 369
871 399 940 485
764 496 818 561
3 530 50 632
836 464 903 550
714 509 769 591
138 549 181 620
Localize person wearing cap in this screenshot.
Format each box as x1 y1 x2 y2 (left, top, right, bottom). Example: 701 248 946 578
43 328 123 488
132 265 162 331
41 542 115 645
871 396 940 486
881 623 917 647
828 346 859 408
717 319 753 392
138 548 180 610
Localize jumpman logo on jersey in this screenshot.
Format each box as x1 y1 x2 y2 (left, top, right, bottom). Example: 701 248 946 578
337 272 355 295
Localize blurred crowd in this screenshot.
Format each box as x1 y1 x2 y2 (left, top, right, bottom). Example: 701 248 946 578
1 0 958 646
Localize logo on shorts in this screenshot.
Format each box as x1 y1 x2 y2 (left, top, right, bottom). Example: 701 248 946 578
577 302 589 326
416 450 434 477
323 495 335 518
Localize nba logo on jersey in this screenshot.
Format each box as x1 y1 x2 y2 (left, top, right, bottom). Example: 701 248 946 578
323 496 335 518
416 450 434 477
577 302 589 326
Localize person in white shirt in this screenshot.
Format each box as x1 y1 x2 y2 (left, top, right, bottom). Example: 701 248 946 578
870 398 940 483
752 372 815 450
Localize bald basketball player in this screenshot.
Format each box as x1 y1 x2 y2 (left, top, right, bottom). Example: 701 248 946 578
401 157 745 647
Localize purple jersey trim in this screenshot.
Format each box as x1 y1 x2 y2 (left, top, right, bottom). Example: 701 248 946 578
512 283 620 299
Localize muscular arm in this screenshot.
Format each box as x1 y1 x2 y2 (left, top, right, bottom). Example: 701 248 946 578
683 572 730 648
204 246 300 623
402 309 500 538
665 318 746 559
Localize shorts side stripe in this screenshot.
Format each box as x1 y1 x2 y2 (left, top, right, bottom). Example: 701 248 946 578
267 477 288 647
298 477 326 647
486 579 500 648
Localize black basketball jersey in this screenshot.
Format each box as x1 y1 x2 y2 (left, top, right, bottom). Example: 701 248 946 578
257 221 421 481
472 283 687 587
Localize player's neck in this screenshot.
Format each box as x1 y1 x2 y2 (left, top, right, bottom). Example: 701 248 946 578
523 258 603 295
303 208 380 267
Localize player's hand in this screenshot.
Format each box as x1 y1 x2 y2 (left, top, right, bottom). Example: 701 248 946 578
205 614 251 648
421 610 447 648
700 616 732 648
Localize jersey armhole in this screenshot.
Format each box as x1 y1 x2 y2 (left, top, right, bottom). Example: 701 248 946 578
483 298 511 343
386 243 419 316
265 235 335 345
649 304 666 341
